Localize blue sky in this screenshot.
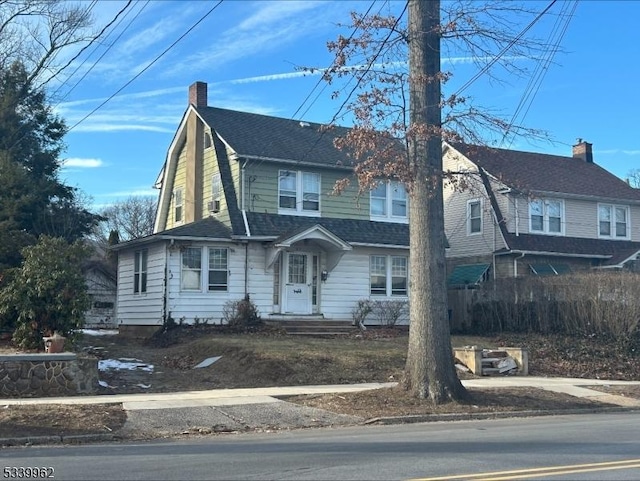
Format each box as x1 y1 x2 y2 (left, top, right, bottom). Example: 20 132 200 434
53 0 640 210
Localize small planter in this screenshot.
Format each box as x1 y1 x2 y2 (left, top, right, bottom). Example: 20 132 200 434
43 332 66 353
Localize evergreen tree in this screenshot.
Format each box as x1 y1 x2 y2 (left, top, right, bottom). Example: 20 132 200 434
0 61 100 269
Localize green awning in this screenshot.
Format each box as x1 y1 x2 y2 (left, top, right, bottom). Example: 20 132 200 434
448 263 490 287
529 263 570 276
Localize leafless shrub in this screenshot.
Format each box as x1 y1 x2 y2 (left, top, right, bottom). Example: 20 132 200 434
372 300 408 327
466 271 640 351
351 299 373 330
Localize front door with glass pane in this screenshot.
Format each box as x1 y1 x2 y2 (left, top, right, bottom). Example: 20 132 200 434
284 252 312 314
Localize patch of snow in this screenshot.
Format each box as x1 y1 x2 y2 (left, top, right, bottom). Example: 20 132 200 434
98 380 115 388
98 358 154 372
79 329 119 336
193 356 221 369
136 383 151 389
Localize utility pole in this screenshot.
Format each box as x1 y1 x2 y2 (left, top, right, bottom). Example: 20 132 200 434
403 0 468 402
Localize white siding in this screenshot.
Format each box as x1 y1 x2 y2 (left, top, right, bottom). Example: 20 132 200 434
320 247 410 325
116 243 166 326
165 241 246 324
245 243 275 316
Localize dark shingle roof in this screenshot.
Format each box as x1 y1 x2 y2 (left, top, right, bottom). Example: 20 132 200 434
197 107 354 167
452 143 640 201
160 216 233 239
500 232 640 265
245 212 409 246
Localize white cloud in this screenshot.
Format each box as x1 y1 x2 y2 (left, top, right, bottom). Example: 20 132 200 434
62 157 104 168
70 123 175 133
102 188 159 198
597 149 640 156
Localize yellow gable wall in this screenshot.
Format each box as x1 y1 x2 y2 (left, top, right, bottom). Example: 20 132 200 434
165 142 187 230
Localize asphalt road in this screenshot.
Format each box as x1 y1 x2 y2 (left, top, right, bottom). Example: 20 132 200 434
2 412 640 480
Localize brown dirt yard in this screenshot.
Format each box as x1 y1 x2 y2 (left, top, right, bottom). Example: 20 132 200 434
2 326 640 441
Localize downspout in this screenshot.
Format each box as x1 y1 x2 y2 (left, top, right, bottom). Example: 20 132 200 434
163 241 172 324
513 252 525 278
242 210 251 298
515 197 519 236
244 243 249 297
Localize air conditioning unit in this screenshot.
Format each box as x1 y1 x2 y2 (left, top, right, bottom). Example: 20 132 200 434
207 200 220 213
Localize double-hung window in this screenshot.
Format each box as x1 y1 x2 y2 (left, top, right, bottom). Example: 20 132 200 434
278 170 320 214
181 247 230 292
599 204 629 239
370 255 408 296
468 199 482 234
208 248 228 291
212 172 221 203
529 198 563 235
181 247 202 290
134 249 147 294
370 181 408 221
174 188 183 223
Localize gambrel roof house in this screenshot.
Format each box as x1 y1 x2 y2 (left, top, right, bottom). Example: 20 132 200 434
112 82 411 334
443 141 640 287
111 81 640 334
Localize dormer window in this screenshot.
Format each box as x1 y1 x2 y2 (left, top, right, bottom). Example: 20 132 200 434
370 181 408 221
278 170 320 215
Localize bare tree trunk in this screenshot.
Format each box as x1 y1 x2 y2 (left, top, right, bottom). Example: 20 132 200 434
403 0 468 402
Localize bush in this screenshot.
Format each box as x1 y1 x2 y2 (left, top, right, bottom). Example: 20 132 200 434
222 295 262 331
351 299 372 330
0 237 91 349
372 299 408 327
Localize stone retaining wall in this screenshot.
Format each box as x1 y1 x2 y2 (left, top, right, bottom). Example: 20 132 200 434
0 353 98 397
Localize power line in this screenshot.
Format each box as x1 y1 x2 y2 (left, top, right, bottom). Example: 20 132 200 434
454 0 558 97
68 0 224 133
50 0 140 102
54 1 149 104
501 0 577 147
291 0 378 120
298 2 408 164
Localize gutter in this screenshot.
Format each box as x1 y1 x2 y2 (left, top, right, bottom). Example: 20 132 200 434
236 154 353 171
495 250 611 260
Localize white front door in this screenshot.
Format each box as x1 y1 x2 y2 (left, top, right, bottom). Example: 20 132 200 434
284 252 311 314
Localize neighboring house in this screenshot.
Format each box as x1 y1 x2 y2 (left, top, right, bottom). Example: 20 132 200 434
83 258 117 328
112 82 410 334
443 141 640 287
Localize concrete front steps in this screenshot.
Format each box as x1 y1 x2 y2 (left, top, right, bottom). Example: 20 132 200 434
265 318 355 336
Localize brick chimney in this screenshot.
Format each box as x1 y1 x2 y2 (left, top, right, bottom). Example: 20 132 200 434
572 138 593 163
188 81 208 108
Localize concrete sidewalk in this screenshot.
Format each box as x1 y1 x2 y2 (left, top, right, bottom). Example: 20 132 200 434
2 377 640 445
3 377 640 410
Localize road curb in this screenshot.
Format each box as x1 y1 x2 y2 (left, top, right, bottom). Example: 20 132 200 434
364 406 638 425
0 433 115 447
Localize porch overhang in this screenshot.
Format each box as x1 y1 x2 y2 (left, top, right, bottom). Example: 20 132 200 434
265 224 352 270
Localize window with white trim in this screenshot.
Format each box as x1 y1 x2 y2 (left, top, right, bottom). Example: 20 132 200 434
529 198 563 235
212 172 221 202
599 204 629 239
467 199 482 234
174 188 183 223
208 248 228 291
370 181 408 220
134 249 147 294
181 247 201 290
370 255 408 296
278 170 320 214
